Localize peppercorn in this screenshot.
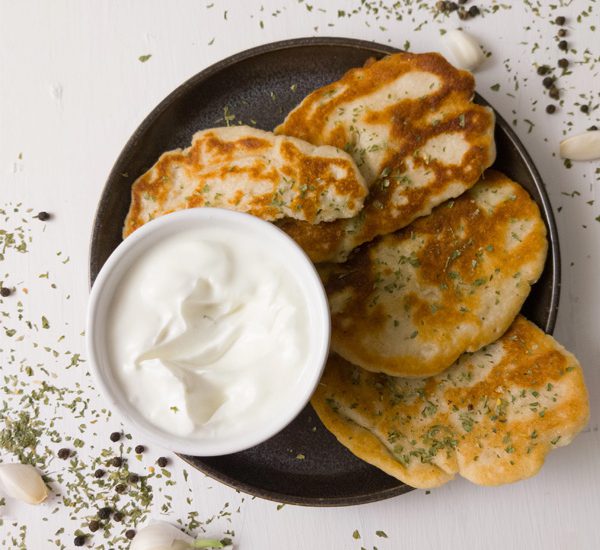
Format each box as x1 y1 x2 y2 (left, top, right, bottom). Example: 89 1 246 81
580 104 590 114
115 483 127 494
558 28 567 37
98 507 112 520
546 104 557 114
436 1 446 11
537 65 550 76
109 431 121 442
111 457 123 468
468 5 480 16
113 512 124 522
36 211 50 221
558 40 568 51
549 86 560 100
134 445 145 454
447 1 458 11
128 473 140 483
0 287 11 297
125 529 136 540
458 7 468 19
57 448 70 460
157 457 168 468
74 535 86 547
89 520 101 532
94 468 105 478
555 16 566 26
587 125 599 131
558 58 569 69
542 76 555 89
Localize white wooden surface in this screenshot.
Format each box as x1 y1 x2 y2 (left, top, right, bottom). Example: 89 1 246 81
1 1 599 548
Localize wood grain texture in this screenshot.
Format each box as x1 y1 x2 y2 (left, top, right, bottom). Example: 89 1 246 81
0 1 598 549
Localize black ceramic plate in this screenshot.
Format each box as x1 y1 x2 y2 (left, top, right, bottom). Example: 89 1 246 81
90 38 560 507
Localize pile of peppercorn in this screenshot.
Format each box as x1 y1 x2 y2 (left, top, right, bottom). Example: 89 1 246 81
537 16 582 115
435 0 481 20
58 431 171 547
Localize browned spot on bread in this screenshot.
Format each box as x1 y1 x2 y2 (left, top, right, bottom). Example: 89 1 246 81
123 126 368 237
311 317 589 489
275 52 496 262
325 171 548 377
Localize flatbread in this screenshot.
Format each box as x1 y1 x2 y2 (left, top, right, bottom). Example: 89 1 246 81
275 52 496 262
123 126 368 237
324 170 548 378
312 316 589 489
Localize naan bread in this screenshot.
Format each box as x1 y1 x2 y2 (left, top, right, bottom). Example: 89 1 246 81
123 126 368 237
275 52 496 262
325 170 548 378
312 316 589 489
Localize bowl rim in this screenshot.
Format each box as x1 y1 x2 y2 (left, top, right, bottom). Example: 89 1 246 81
86 207 331 456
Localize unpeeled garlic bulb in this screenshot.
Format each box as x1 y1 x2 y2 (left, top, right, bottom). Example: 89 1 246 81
442 29 485 71
130 522 194 550
0 463 49 504
560 131 600 161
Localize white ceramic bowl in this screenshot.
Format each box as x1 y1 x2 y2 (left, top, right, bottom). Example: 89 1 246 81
86 208 330 456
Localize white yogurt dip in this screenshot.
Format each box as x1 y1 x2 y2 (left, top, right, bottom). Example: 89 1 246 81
106 225 311 441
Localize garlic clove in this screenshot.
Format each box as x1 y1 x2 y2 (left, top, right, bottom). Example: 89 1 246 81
559 131 600 161
131 521 195 550
441 29 485 71
0 463 49 504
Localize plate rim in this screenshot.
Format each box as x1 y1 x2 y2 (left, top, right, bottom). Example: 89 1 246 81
90 37 561 507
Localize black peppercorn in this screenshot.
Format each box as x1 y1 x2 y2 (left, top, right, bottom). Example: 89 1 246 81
110 431 121 442
558 40 568 51
458 7 468 19
115 483 127 494
57 448 70 460
580 104 590 113
89 520 100 532
111 457 123 468
113 512 124 522
125 529 136 540
98 507 112 520
558 58 569 69
542 76 555 89
549 86 560 100
447 1 458 11
0 287 12 297
468 5 480 16
128 473 140 483
537 65 550 76
134 445 145 454
546 104 557 114
94 468 105 478
157 457 168 468
558 28 567 37
74 535 86 547
36 211 50 221
555 15 566 25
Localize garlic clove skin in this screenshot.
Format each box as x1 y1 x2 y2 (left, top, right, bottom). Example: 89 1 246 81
441 29 485 71
0 463 49 505
560 131 600 161
131 521 195 550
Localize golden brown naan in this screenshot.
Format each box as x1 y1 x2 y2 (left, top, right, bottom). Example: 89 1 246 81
312 316 589 489
123 126 368 237
275 52 496 262
325 170 548 378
